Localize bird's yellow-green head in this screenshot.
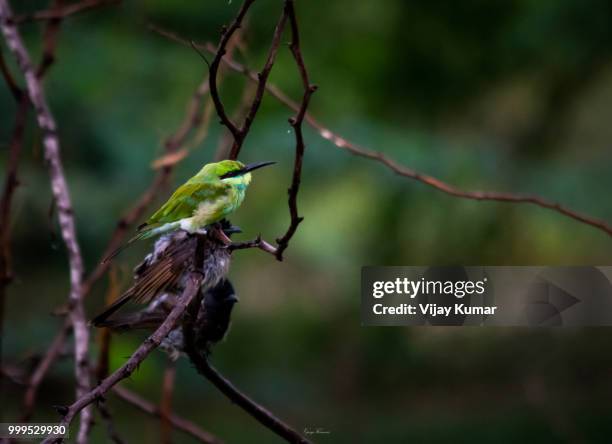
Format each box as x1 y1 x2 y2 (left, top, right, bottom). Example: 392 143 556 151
198 160 276 187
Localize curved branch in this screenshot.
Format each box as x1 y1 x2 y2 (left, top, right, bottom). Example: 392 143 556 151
275 0 316 260
208 0 255 143
183 322 311 443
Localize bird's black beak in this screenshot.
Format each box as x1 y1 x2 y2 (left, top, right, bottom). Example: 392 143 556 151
242 161 276 174
220 161 276 179
227 294 239 304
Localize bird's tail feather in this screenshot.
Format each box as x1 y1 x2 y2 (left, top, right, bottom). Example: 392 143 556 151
93 311 166 332
90 291 134 327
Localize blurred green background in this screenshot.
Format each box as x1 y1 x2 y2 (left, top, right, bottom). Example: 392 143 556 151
2 0 612 442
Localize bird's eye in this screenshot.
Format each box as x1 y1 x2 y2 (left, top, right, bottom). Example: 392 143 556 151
220 171 235 179
220 169 242 179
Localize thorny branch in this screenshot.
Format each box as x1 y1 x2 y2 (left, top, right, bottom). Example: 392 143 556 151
153 27 612 238
0 1 93 442
113 385 221 444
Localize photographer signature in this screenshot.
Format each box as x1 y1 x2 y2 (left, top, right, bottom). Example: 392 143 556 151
304 427 331 435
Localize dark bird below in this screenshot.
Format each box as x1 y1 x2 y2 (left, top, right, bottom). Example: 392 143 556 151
95 278 238 359
92 227 232 328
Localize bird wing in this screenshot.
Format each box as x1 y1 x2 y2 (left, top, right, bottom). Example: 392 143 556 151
128 235 197 304
144 180 230 227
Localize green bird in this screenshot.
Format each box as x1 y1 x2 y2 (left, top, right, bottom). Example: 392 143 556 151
104 159 275 262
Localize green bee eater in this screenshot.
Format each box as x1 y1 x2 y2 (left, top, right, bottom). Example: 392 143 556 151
103 159 275 262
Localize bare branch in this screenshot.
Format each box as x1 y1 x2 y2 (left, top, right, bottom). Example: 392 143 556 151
11 0 119 24
229 235 278 256
0 2 93 441
96 400 126 444
95 267 120 382
113 385 222 444
207 0 255 143
41 272 203 444
184 349 311 444
275 0 316 260
21 320 71 421
35 0 64 79
0 96 28 375
214 80 256 161
0 46 23 99
160 360 176 444
228 8 288 159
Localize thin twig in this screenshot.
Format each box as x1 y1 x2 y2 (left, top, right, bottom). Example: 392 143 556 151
0 3 93 442
41 272 203 444
160 360 176 444
10 0 119 24
96 400 126 444
214 80 256 161
0 46 23 100
113 385 222 444
207 0 255 143
95 266 120 383
36 0 64 79
227 8 288 159
206 0 289 159
229 235 278 256
21 319 71 421
151 26 612 238
0 96 28 388
275 0 316 260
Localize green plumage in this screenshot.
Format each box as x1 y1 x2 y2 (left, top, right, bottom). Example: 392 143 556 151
102 159 274 263
137 160 251 239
